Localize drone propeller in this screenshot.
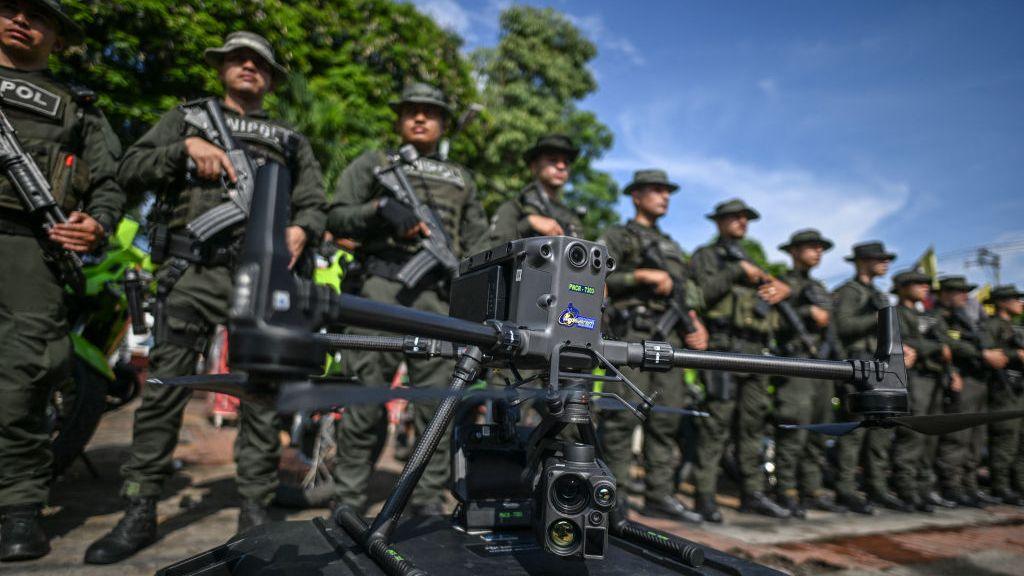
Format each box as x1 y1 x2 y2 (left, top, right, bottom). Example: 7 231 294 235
780 409 1024 437
146 373 276 405
591 398 708 417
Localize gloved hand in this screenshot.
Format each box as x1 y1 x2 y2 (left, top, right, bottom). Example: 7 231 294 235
377 197 421 238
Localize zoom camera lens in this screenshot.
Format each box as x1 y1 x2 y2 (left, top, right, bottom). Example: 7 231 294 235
552 473 588 514
548 519 580 551
566 242 588 268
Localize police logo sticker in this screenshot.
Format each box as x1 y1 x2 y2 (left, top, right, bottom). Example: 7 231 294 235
558 302 596 330
0 77 62 118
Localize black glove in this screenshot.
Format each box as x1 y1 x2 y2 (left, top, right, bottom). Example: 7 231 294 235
377 197 420 237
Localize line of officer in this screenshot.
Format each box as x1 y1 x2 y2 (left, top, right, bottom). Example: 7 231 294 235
888 270 957 512
482 133 583 248
772 230 848 518
0 0 124 562
690 199 792 521
84 32 327 564
599 170 708 524
983 284 1024 505
833 241 904 514
933 275 1005 507
326 82 488 515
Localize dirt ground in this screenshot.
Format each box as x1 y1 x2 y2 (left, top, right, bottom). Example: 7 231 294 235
8 396 1024 575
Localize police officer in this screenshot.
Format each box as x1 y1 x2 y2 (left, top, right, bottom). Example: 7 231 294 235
933 276 1005 507
327 82 488 515
600 170 708 523
0 0 124 561
833 241 904 514
889 270 957 512
772 230 847 518
983 284 1024 505
85 32 327 564
690 199 792 521
483 133 583 247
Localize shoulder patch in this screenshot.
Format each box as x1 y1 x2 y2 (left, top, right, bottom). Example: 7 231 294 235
0 76 63 119
404 157 465 188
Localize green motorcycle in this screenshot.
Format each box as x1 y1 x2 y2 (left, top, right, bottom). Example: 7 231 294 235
50 217 152 475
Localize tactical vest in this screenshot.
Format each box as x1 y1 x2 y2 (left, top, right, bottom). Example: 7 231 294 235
519 183 582 238
364 150 473 259
612 220 692 312
835 279 889 356
167 99 299 230
0 70 95 213
701 243 775 336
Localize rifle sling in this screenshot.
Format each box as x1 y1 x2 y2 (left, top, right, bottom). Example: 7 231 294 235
0 207 36 236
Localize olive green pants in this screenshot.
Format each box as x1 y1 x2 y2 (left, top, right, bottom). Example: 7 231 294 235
120 264 281 505
692 337 772 497
891 371 943 497
773 374 832 497
987 383 1024 494
936 375 987 493
834 383 892 497
0 235 71 508
331 275 454 511
600 324 688 501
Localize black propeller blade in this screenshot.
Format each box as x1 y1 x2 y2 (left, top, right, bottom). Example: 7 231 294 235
147 373 276 405
780 410 1024 437
891 410 1024 435
592 398 708 417
778 421 863 436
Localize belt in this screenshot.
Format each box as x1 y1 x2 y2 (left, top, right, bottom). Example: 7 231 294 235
167 232 236 266
0 208 37 237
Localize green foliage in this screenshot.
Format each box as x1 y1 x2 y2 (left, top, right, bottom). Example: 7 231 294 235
467 6 617 238
56 1 476 190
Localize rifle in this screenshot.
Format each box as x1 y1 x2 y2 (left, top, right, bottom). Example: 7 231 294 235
638 239 697 337
802 282 843 359
995 325 1024 395
374 144 460 288
184 99 257 243
722 242 819 356
0 107 86 294
523 186 580 238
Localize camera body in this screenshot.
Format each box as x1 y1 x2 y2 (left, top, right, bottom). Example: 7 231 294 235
535 443 615 560
450 236 614 370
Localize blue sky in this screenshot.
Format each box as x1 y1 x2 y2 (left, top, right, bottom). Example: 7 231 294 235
412 0 1024 287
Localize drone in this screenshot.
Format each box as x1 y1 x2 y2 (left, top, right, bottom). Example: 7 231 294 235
156 160 1024 576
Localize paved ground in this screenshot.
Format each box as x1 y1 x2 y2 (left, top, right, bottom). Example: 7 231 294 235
8 395 1024 575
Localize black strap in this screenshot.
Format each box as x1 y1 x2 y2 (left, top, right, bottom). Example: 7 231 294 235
166 232 237 266
0 208 37 237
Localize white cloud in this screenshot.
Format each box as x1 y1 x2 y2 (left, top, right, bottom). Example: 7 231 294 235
568 13 646 66
413 0 472 35
599 130 909 281
757 77 778 97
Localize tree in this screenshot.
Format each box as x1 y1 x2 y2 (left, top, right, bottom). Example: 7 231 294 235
57 1 477 191
468 6 617 238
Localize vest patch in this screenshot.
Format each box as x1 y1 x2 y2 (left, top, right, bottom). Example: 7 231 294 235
405 157 465 188
0 77 62 118
181 104 294 155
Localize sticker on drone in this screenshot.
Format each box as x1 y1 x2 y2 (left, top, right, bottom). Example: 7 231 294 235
568 282 596 295
558 302 596 330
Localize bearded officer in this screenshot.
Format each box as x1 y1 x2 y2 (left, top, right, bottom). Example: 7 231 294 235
0 0 124 561
84 32 327 564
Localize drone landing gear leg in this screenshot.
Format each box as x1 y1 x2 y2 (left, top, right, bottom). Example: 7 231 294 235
336 346 484 576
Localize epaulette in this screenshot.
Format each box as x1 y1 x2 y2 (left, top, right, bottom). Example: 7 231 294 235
178 96 215 111
67 83 97 105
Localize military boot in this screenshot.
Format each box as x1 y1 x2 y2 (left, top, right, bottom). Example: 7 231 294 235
640 495 703 524
992 489 1024 506
237 500 271 533
803 492 847 513
740 491 791 519
84 497 158 564
0 505 50 561
777 491 806 519
694 495 723 523
835 492 875 515
867 490 915 513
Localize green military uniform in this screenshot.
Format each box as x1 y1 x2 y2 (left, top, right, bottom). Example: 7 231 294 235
932 277 992 500
600 215 697 504
0 65 124 510
982 285 1024 500
833 271 893 501
482 133 583 250
690 201 779 504
115 99 325 505
327 84 488 510
772 231 838 505
889 271 949 503
484 181 583 248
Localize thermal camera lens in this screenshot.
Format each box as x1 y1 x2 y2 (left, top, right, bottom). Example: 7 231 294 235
593 482 615 508
552 474 588 513
548 520 580 551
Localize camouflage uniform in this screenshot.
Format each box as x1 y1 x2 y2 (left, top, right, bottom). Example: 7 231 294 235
982 297 1024 499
